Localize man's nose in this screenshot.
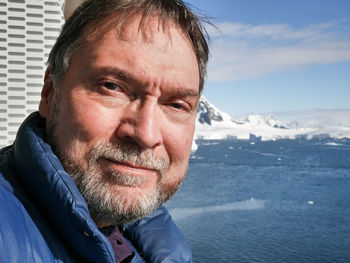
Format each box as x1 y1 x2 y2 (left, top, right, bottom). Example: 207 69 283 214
116 98 163 149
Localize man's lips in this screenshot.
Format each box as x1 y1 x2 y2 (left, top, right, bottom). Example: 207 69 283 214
106 158 151 170
100 157 158 177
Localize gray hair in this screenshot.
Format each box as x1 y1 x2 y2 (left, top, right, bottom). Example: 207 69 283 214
47 0 210 92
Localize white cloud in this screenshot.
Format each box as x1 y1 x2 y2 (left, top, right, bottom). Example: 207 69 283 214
207 21 350 81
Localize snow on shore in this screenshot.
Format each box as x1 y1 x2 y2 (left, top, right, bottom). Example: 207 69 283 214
193 96 350 143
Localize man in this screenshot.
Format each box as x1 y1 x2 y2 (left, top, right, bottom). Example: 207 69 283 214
0 0 209 262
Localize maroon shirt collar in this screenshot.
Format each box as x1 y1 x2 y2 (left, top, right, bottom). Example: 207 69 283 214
100 225 134 263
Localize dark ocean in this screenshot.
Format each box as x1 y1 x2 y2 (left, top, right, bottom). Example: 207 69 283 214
165 138 350 263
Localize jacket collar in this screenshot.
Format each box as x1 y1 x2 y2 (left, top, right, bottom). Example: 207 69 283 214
13 112 115 263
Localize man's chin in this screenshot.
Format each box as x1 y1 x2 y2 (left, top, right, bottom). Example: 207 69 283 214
85 182 162 226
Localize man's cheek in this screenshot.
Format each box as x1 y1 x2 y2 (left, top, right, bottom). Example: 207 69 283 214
72 105 116 139
169 126 194 155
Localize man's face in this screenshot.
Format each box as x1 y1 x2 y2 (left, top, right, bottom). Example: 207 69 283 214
40 17 199 226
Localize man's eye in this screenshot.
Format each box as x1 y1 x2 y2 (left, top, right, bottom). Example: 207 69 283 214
103 82 122 91
168 101 191 112
170 103 183 109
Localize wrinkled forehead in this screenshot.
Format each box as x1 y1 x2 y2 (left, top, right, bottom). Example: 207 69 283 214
80 12 194 52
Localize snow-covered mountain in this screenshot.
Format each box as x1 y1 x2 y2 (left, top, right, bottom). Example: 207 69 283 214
192 96 350 149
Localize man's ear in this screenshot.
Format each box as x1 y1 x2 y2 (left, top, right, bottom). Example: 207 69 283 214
39 67 55 120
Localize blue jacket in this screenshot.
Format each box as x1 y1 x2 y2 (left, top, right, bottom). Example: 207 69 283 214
0 112 192 263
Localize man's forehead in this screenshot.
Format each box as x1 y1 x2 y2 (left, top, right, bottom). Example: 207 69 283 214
70 12 200 94
82 12 192 51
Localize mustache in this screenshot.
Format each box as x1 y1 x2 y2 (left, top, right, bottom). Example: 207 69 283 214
87 142 169 177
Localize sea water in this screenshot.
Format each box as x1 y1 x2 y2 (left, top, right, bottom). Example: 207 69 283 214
165 138 350 263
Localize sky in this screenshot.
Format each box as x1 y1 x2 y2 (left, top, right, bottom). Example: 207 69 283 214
186 0 350 117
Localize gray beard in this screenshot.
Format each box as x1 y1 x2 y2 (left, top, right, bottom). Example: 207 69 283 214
61 142 169 225
67 143 168 225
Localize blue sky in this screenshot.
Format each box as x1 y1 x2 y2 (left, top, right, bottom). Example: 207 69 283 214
186 0 350 116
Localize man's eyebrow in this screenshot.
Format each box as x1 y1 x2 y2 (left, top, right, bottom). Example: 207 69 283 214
173 89 199 98
92 67 134 81
90 66 200 97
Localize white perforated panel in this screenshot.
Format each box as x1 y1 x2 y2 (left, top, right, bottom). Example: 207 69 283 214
0 0 64 148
